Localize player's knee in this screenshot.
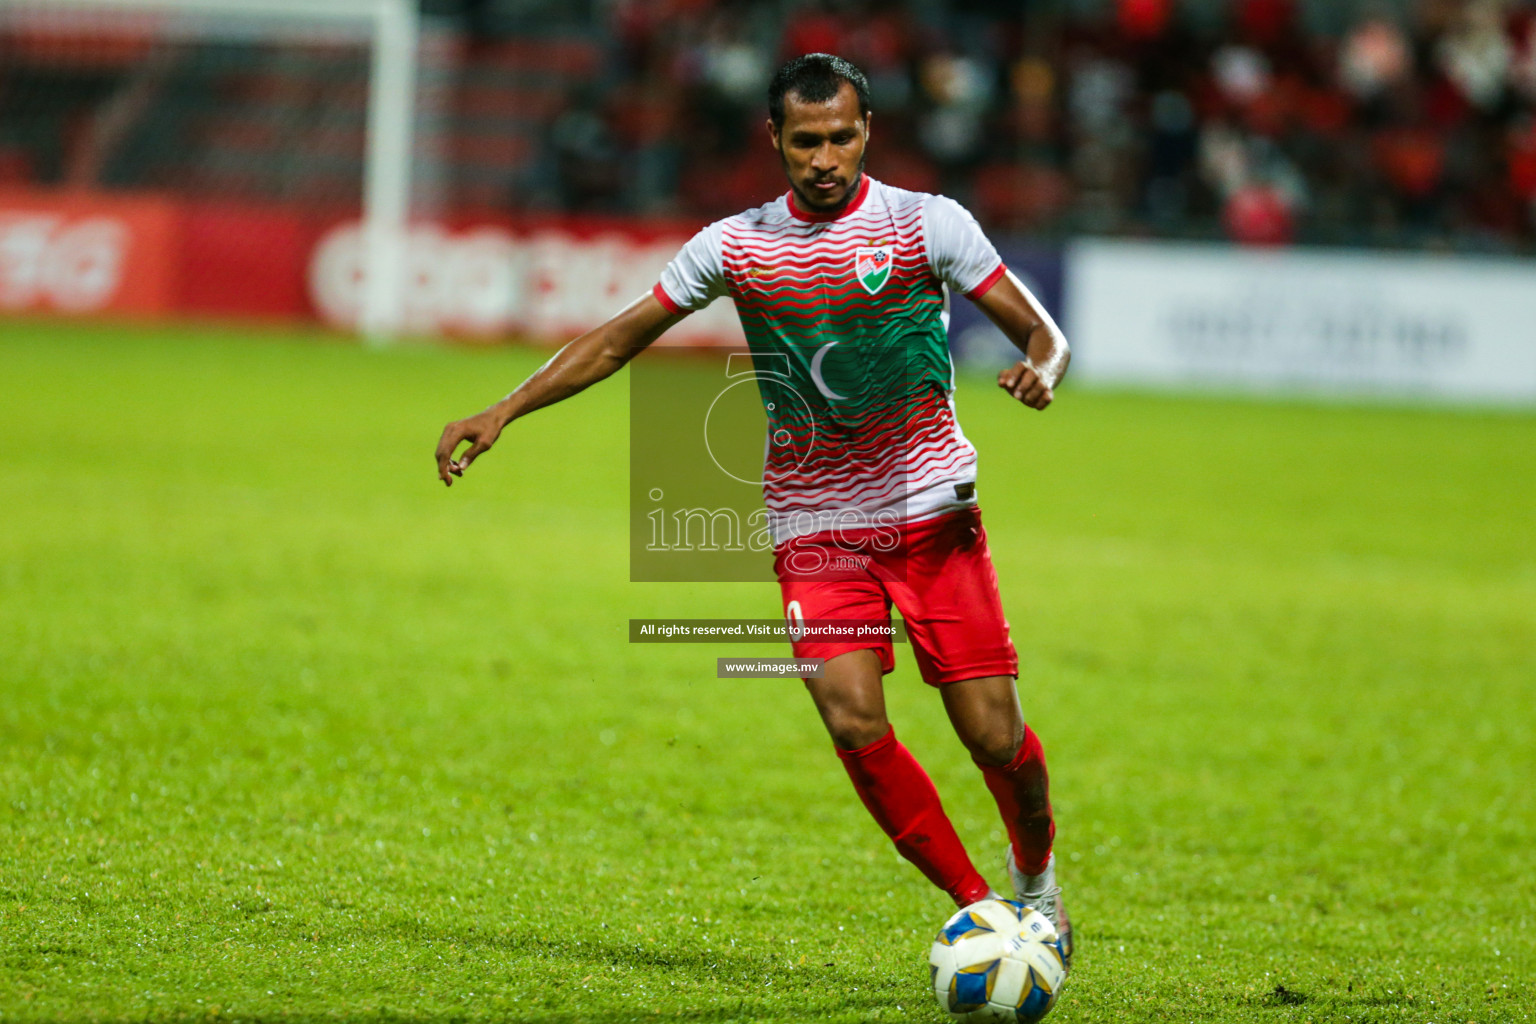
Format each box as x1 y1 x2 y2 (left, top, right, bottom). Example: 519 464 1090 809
825 708 889 751
965 724 1024 767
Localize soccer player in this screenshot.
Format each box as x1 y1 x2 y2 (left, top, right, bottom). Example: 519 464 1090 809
434 53 1073 962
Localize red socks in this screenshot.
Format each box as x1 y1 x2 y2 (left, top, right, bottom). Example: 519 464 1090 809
836 726 991 907
977 724 1055 877
835 725 1056 902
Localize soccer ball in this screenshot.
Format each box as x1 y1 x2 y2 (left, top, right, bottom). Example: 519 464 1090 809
928 898 1068 1023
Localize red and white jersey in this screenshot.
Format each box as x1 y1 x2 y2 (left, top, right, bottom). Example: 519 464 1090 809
653 175 1008 544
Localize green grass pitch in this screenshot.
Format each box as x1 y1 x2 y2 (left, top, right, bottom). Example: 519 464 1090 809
1 319 1532 1023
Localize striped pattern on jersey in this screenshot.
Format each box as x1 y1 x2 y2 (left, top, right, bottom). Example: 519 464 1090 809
665 176 1001 543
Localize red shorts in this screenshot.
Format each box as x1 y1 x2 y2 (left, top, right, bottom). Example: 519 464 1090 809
774 506 1018 686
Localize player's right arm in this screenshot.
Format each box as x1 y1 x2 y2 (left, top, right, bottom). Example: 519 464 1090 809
434 292 684 486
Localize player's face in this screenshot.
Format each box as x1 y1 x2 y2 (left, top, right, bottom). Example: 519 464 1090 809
769 81 869 213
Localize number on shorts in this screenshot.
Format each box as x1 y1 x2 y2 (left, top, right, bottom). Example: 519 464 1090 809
785 599 805 642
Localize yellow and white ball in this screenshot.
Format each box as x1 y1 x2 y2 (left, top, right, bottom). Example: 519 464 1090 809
928 898 1068 1023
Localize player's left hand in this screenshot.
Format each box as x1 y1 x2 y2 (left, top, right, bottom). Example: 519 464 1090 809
998 361 1054 410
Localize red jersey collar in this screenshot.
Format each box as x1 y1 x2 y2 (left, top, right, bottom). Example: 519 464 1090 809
787 173 871 223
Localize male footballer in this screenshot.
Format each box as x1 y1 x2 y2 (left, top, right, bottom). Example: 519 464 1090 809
435 54 1073 962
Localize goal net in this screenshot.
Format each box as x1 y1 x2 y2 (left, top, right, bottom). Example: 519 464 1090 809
0 0 421 338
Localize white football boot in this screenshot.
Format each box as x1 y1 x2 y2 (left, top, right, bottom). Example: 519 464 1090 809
1007 848 1073 969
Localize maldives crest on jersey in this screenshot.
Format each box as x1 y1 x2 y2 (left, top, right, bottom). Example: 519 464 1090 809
854 246 893 294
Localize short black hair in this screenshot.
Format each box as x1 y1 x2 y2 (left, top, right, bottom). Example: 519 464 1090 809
767 53 872 128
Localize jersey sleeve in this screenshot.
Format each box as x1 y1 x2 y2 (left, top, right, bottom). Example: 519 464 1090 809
653 220 727 314
924 195 1007 299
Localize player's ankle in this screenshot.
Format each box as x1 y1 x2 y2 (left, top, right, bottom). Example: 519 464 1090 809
1015 851 1054 889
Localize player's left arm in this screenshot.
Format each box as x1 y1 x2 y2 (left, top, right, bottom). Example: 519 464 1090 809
973 270 1070 411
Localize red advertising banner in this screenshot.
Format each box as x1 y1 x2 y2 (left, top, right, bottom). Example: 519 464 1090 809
0 188 744 344
307 218 742 345
180 202 321 319
0 190 179 316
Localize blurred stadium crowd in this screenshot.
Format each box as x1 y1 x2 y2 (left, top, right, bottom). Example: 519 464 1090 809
516 0 1536 251
3 0 1535 253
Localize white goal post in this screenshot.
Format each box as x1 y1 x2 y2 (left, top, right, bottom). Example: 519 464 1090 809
0 0 420 343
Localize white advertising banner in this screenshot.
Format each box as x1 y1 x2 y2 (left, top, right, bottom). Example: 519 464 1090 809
1066 239 1536 403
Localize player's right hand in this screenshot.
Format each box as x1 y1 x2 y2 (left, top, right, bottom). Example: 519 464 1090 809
435 411 505 486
